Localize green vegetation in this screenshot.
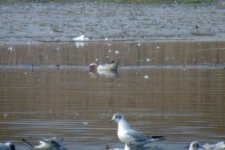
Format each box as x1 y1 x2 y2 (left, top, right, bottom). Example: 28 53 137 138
0 0 217 3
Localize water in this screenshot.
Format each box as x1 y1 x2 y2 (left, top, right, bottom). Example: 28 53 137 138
0 41 225 150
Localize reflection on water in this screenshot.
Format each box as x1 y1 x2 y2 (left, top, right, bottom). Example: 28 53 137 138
0 41 225 150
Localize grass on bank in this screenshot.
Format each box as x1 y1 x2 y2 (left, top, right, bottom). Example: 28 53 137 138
0 0 217 3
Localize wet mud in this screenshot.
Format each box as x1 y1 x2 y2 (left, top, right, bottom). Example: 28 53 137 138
1 2 225 43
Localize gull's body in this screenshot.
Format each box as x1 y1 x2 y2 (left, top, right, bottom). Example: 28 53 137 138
0 142 15 150
112 113 164 146
189 141 225 150
22 137 67 150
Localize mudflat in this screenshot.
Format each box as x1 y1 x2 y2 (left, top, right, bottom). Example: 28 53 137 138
1 2 225 44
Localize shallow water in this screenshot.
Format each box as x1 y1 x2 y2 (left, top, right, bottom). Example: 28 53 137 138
0 41 225 150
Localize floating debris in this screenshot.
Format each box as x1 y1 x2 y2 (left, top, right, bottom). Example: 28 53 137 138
8 46 13 51
3 113 8 118
144 75 149 79
114 50 119 54
82 122 89 126
146 58 151 62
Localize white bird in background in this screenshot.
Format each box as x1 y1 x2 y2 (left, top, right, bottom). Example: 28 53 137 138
111 113 165 146
72 34 89 41
189 141 225 150
22 137 67 150
0 142 16 150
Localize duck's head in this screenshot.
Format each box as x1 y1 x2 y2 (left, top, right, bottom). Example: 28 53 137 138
89 63 98 71
111 112 124 123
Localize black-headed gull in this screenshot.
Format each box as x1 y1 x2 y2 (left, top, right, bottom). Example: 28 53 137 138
22 137 67 150
0 142 15 150
112 113 165 146
188 141 225 150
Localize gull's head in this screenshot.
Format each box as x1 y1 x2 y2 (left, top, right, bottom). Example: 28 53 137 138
189 141 201 150
111 112 124 123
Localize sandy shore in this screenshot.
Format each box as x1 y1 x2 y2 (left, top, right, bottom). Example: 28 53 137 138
0 2 225 43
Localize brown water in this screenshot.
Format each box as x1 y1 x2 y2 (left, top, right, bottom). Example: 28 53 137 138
0 41 225 150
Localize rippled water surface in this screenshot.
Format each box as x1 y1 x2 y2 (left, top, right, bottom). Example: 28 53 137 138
0 41 225 150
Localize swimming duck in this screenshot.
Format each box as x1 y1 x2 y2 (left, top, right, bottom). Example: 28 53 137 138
89 60 119 72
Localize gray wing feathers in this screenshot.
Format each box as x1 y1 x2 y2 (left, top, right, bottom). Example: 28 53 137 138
126 129 148 142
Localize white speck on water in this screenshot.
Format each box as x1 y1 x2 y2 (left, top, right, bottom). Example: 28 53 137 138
48 109 53 114
114 50 119 54
144 75 149 79
8 46 13 51
82 122 89 126
105 37 108 41
146 58 151 62
164 57 169 61
3 113 8 118
74 112 80 116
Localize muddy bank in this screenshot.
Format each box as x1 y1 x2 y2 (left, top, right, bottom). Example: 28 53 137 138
0 2 225 44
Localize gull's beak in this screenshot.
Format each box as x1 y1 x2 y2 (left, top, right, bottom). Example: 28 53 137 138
110 117 114 122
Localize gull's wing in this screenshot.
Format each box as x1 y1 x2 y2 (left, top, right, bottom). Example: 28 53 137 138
126 129 148 142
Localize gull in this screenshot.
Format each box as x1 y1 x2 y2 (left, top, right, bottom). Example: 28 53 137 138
189 141 225 150
21 137 67 150
112 113 165 146
72 34 89 41
0 142 15 150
